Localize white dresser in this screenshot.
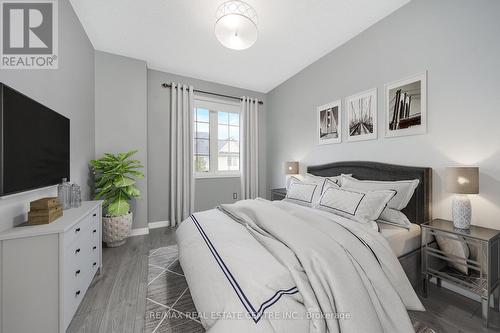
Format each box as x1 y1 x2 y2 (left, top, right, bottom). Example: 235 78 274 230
0 201 102 333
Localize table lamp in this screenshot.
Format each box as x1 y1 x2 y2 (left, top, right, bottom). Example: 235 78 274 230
445 167 479 229
284 161 299 175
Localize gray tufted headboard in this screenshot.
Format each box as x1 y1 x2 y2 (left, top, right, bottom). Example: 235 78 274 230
307 161 432 225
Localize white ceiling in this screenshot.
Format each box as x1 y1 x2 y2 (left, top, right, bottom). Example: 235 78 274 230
70 0 409 93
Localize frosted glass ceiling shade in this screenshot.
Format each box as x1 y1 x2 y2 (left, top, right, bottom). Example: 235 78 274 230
215 1 258 50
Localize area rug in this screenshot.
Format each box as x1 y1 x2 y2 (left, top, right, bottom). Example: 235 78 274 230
414 321 436 333
145 246 435 333
145 246 204 333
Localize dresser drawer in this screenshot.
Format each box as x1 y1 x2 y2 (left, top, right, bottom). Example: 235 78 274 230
89 222 99 240
63 207 100 247
88 246 100 276
62 206 102 330
89 208 100 240
64 217 90 248
64 244 98 287
65 238 89 261
90 207 100 223
63 244 99 330
64 248 87 290
63 274 88 329
63 243 91 313
64 254 93 329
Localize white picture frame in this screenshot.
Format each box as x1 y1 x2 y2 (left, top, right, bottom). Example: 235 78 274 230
385 71 427 138
346 88 377 142
317 100 341 145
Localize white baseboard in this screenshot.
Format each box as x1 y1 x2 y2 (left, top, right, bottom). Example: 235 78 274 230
129 227 149 236
148 220 170 229
129 220 170 237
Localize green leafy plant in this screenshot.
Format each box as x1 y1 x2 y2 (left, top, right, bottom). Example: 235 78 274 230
90 150 144 217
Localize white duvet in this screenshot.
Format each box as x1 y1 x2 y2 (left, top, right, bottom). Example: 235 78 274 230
176 199 424 333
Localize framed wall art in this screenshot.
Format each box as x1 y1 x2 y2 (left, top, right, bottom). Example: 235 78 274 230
385 72 427 137
317 100 341 145
346 88 377 142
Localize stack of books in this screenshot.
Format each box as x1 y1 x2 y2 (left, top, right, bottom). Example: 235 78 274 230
28 197 63 225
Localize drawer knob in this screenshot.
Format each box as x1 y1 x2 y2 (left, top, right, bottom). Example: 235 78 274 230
92 246 97 250
93 262 97 267
93 229 97 233
75 269 81 276
75 248 81 254
75 228 81 233
75 290 81 297
93 213 97 217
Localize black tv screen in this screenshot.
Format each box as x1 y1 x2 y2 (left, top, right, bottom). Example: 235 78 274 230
0 83 70 196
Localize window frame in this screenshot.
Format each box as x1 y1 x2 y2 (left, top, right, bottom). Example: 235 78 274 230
194 96 241 179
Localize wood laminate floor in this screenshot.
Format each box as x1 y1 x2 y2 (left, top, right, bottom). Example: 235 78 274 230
67 228 176 333
68 227 500 333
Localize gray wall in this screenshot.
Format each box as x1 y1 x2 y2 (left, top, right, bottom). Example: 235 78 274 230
194 178 242 212
0 0 95 232
95 51 148 229
148 69 266 223
267 0 500 229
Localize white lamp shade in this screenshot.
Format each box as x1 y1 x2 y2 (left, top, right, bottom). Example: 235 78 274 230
215 1 258 50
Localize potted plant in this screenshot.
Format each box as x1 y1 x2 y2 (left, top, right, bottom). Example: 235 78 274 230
90 150 144 247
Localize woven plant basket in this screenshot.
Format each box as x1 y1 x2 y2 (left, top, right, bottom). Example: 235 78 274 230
102 212 133 247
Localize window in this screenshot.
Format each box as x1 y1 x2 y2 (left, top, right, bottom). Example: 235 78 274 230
194 98 240 177
194 108 210 172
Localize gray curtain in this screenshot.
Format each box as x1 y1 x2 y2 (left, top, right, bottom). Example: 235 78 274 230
240 97 259 199
170 83 194 227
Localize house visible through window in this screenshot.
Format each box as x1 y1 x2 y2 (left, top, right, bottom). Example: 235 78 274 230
194 98 240 177
194 108 210 172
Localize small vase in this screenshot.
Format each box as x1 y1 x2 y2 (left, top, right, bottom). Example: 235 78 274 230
452 195 471 229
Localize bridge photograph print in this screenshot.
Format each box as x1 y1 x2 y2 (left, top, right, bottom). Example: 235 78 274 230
385 72 427 138
346 88 377 142
317 100 342 145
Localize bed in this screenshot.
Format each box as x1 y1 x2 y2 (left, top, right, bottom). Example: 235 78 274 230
177 161 432 333
307 161 432 289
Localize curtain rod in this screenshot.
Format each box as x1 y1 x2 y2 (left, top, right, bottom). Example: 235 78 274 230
161 83 263 105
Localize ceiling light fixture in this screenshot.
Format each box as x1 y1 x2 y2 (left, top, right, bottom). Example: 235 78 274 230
215 0 258 50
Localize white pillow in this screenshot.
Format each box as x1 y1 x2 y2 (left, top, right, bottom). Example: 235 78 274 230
377 208 412 229
286 174 321 190
286 173 343 191
321 178 340 194
340 175 419 210
315 185 395 223
285 173 340 190
435 235 470 275
285 180 322 207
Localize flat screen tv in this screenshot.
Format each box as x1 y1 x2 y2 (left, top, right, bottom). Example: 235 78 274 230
0 83 70 196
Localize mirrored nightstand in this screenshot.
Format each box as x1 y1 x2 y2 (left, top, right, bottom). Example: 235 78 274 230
271 188 286 201
421 219 500 327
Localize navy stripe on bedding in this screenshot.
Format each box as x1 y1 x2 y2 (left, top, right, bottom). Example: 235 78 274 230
190 214 299 323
